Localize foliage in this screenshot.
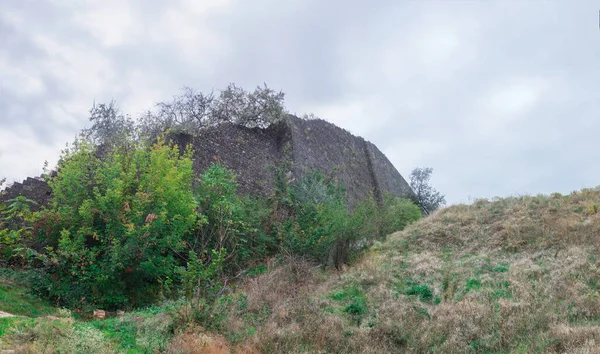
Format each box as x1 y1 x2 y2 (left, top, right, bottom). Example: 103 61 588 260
278 172 348 266
0 268 55 317
0 196 38 266
9 189 600 352
193 164 273 269
405 283 433 302
37 136 197 308
379 194 422 236
276 172 367 268
81 100 136 148
189 190 600 353
177 249 226 302
27 143 272 310
212 83 286 128
1 302 177 353
273 171 421 269
138 83 286 139
409 167 446 215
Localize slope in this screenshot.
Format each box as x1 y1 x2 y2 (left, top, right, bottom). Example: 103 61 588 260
3 188 600 353
225 188 600 353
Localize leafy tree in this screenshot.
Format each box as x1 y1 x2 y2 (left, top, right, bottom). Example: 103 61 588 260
278 172 373 268
138 87 215 139
82 101 135 148
178 248 226 302
138 84 286 139
280 172 345 265
212 83 285 128
272 170 421 268
39 136 197 308
409 167 446 215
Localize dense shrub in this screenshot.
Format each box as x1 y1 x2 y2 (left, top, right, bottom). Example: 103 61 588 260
275 172 418 268
3 140 419 310
36 136 197 308
380 194 422 236
29 145 274 309
278 172 348 265
0 196 38 266
193 164 273 270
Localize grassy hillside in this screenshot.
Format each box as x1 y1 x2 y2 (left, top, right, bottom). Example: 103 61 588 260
4 189 600 353
220 188 600 353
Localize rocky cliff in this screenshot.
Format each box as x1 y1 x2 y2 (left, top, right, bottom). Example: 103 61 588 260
1 115 415 208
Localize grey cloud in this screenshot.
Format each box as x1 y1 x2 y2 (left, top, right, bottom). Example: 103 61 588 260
1 0 600 204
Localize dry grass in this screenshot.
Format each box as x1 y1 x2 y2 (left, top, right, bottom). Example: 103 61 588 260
7 189 600 352
166 326 231 354
218 188 600 353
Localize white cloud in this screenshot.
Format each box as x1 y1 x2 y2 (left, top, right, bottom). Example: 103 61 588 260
486 78 548 118
73 1 141 47
308 97 396 137
384 139 446 176
150 1 232 63
119 70 171 117
464 77 551 140
1 0 600 205
31 34 114 95
0 126 66 183
0 63 45 97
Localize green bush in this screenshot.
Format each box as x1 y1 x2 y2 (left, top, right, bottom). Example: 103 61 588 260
276 173 418 268
8 136 420 310
36 136 197 308
277 172 366 267
330 285 369 325
31 143 275 309
177 249 226 301
380 194 422 236
193 164 274 270
0 196 38 266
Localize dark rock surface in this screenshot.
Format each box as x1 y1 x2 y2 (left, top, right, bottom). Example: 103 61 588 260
0 115 415 208
0 176 52 211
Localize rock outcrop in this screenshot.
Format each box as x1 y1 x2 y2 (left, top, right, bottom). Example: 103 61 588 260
1 116 415 208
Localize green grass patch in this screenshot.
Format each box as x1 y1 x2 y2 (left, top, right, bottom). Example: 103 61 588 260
329 285 364 302
247 264 268 277
465 278 482 293
88 318 139 352
406 284 433 302
393 280 436 303
329 285 369 325
0 278 55 317
344 297 368 316
490 289 511 300
0 316 35 337
491 264 509 273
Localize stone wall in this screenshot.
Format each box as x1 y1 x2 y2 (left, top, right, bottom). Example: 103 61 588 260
1 115 415 208
288 117 382 206
168 122 288 197
364 141 416 204
0 176 52 211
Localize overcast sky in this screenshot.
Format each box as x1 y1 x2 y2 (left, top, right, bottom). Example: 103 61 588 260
1 0 599 204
